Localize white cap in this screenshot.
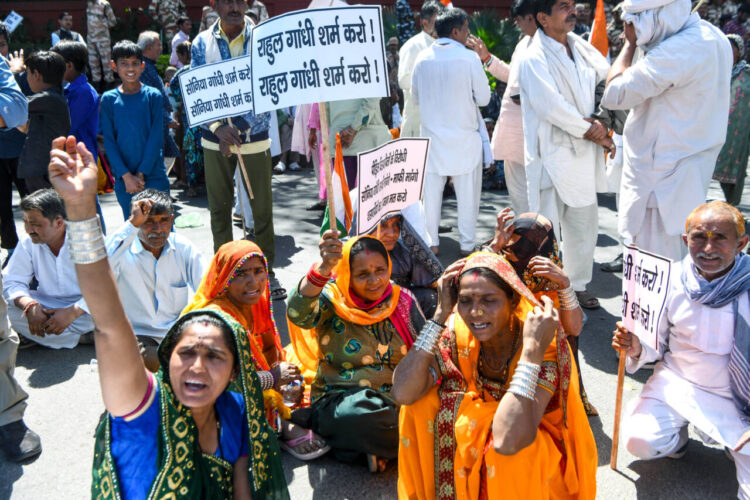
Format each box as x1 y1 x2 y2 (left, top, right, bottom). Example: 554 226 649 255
621 0 677 14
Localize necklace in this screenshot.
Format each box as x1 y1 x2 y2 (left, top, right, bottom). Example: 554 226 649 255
478 325 522 385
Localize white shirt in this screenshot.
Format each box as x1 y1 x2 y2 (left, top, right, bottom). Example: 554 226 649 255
627 259 750 452
601 16 732 241
492 36 531 164
412 37 491 176
170 30 190 68
93 222 206 339
2 233 82 309
398 31 434 138
519 30 609 210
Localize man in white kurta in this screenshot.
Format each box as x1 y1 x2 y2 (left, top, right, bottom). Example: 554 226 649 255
2 190 93 349
614 203 750 499
412 8 491 254
601 0 732 261
397 1 442 138
518 0 611 303
486 2 537 215
97 190 206 341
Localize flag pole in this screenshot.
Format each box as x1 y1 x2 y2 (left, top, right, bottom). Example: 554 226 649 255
317 102 336 234
611 350 626 469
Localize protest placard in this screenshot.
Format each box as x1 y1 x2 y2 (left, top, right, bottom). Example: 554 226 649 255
356 138 429 236
177 55 254 128
620 245 672 351
4 11 22 33
250 6 390 114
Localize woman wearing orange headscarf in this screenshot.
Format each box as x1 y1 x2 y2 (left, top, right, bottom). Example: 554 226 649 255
392 252 597 499
182 240 330 460
286 231 425 471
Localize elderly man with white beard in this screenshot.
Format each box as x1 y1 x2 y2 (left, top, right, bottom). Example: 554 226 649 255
601 0 732 261
613 201 750 499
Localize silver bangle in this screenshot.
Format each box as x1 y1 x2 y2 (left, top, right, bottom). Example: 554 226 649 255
258 370 275 391
414 320 443 354
558 286 579 311
66 216 107 264
428 365 439 386
507 362 540 400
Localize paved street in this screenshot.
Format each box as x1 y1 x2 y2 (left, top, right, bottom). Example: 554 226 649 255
1 167 747 499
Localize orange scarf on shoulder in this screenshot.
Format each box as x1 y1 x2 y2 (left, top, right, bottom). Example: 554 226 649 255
182 240 282 371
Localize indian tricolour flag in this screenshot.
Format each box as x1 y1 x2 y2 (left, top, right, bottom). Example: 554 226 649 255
321 133 353 235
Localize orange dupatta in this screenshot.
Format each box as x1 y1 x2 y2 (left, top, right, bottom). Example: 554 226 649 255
182 240 283 372
287 236 403 375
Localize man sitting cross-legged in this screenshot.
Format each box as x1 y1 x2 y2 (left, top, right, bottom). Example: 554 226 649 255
612 200 750 499
2 189 93 349
93 189 206 370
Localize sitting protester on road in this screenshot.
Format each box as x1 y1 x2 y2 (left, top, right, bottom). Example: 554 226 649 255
48 135 289 499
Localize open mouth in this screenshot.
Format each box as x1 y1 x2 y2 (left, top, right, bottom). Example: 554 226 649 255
184 379 208 393
471 322 491 332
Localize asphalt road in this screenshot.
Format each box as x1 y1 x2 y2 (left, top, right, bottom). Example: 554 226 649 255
1 167 747 499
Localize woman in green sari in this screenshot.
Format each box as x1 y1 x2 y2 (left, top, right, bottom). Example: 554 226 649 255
713 34 750 206
48 135 289 500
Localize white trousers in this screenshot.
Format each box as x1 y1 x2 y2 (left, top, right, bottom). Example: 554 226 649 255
8 302 94 349
504 160 529 215
424 167 482 252
539 187 598 291
631 207 686 262
626 396 750 500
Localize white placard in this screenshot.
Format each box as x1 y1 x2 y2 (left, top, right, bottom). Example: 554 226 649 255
356 138 429 235
178 55 254 128
621 245 672 351
4 11 23 33
250 6 390 114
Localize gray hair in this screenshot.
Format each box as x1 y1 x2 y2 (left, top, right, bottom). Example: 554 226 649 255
137 31 160 51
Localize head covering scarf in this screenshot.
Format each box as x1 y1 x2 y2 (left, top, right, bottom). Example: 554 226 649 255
398 253 595 500
504 213 562 293
288 235 418 373
621 0 695 51
681 253 750 422
182 240 282 371
92 309 289 500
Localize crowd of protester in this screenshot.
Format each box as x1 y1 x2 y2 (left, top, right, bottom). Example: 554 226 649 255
0 0 749 498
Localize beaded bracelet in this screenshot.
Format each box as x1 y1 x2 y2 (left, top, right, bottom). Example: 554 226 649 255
258 370 275 391
66 216 107 264
306 263 331 288
414 320 444 354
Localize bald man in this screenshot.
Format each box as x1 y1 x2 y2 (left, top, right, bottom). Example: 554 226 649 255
612 201 750 499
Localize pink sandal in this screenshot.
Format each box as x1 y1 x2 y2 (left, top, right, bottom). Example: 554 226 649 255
279 429 331 461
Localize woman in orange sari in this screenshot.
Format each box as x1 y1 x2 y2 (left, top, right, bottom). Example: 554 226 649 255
182 240 330 460
392 252 597 499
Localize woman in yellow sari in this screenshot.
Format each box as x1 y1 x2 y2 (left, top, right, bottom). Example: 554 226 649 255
183 240 329 460
392 252 597 499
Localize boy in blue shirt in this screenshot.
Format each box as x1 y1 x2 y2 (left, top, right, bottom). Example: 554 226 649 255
100 40 169 218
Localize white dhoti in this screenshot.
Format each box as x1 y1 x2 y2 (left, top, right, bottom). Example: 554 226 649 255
539 187 598 291
7 302 94 349
625 364 750 500
504 160 529 215
424 166 482 252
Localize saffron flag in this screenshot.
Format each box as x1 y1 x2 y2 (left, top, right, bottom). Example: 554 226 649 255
590 0 609 57
321 133 353 235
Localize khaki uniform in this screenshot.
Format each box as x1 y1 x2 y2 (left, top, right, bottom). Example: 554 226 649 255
0 274 28 427
86 0 117 83
148 0 187 47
